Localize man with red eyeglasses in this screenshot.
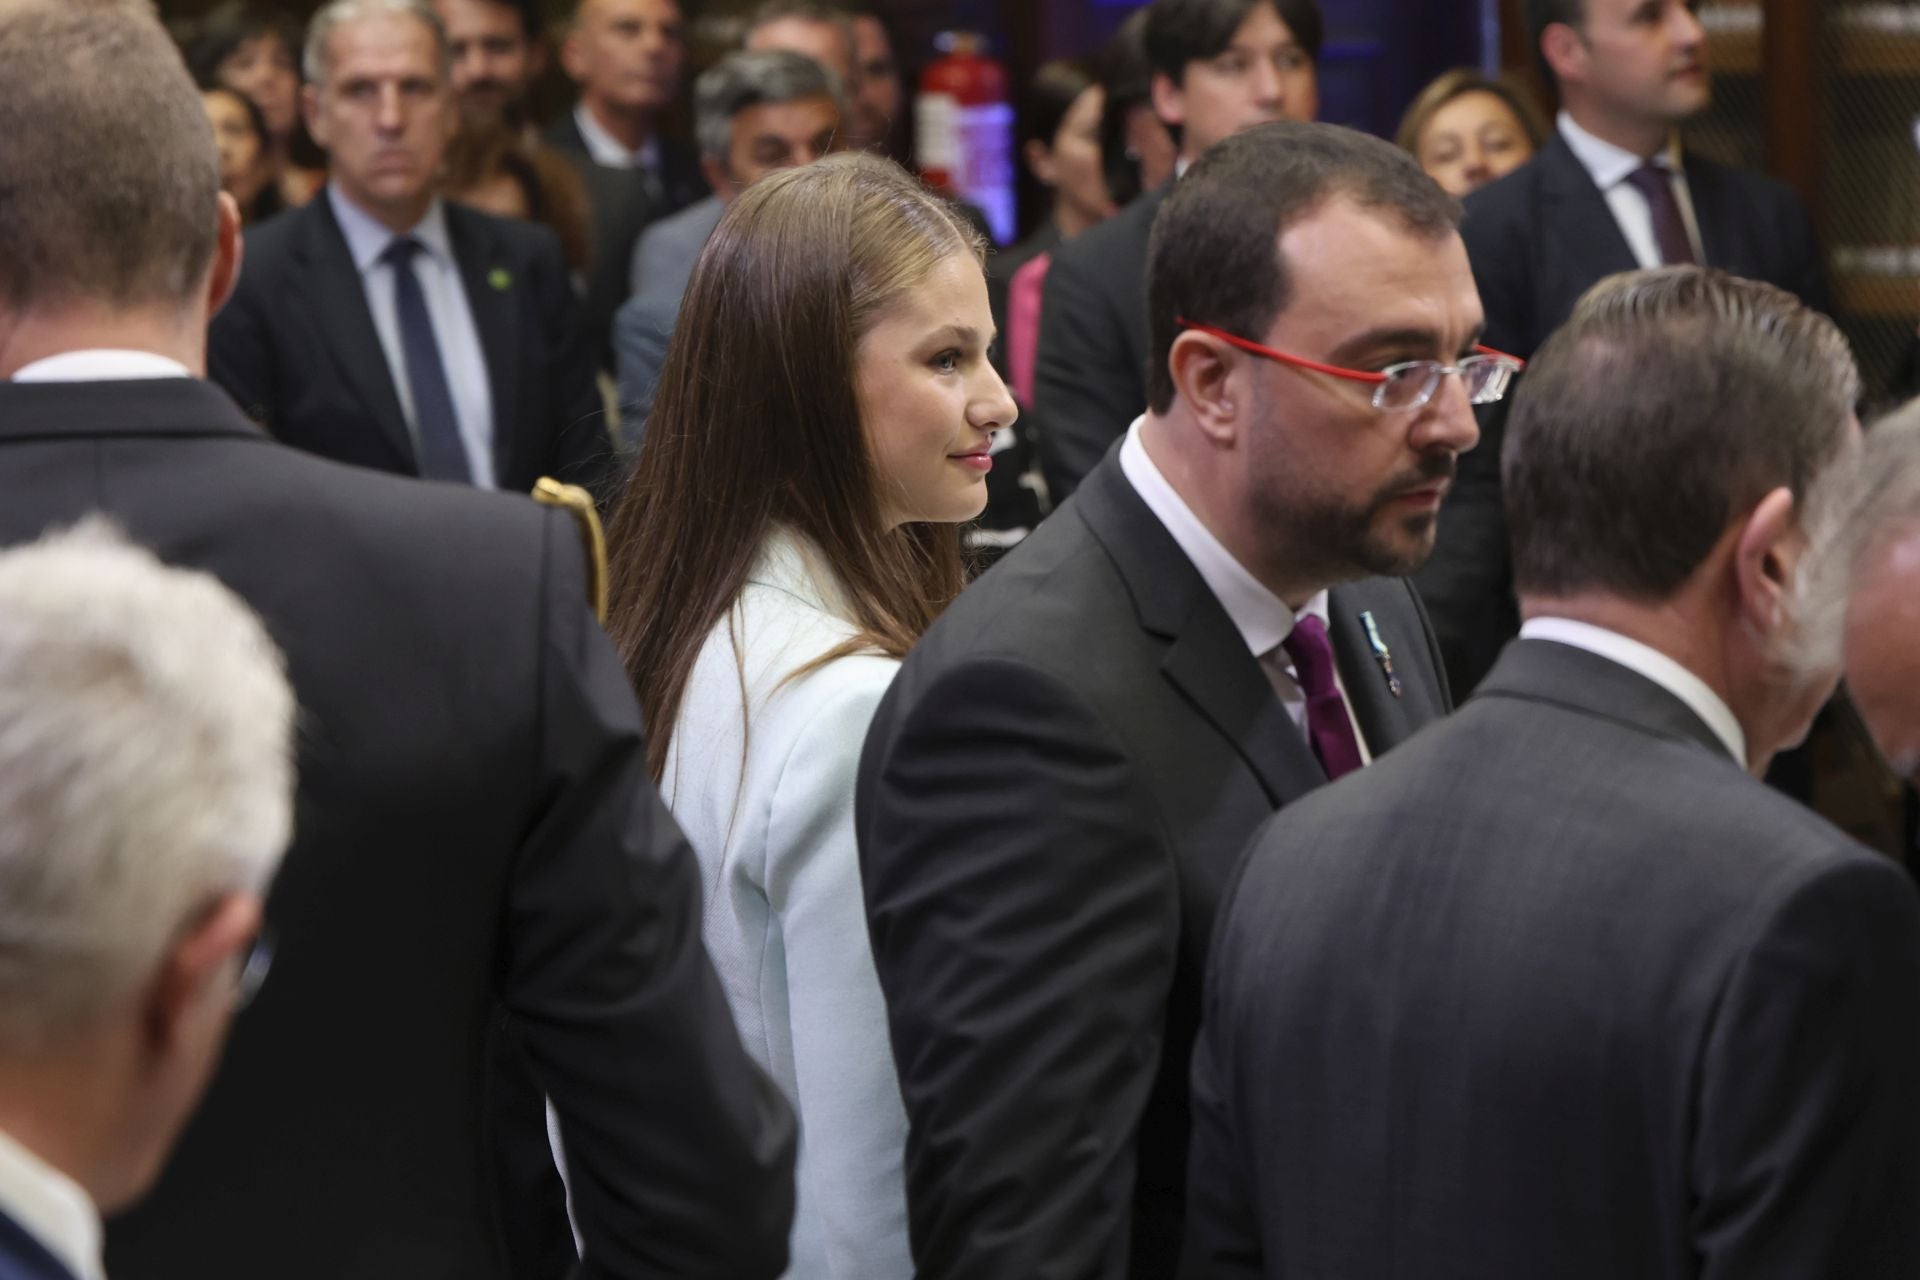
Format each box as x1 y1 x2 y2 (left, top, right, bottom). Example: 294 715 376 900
857 121 1486 1278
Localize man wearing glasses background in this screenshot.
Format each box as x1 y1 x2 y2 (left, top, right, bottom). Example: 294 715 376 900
856 121 1477 1279
0 523 295 1280
1187 268 1919 1277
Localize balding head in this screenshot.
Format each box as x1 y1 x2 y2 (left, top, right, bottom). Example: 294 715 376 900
0 0 221 315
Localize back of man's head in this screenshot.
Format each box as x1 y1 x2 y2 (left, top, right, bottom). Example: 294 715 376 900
1145 120 1459 415
0 520 294 1068
0 0 220 315
1144 0 1324 85
1504 268 1859 603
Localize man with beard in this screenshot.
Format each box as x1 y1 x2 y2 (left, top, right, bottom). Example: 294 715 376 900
1186 268 1915 1277
856 121 1483 1278
434 0 543 133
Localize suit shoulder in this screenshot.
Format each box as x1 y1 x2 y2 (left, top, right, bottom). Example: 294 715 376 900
233 202 314 279
1461 161 1540 236
1050 185 1159 274
1691 152 1811 217
449 201 565 265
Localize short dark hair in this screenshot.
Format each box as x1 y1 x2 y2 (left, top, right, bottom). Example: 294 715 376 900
1504 268 1860 601
1144 0 1324 87
1021 58 1097 153
181 0 303 89
1145 121 1461 414
0 0 221 312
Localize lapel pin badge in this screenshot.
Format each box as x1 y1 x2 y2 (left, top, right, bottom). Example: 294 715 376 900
1359 610 1403 699
488 267 512 292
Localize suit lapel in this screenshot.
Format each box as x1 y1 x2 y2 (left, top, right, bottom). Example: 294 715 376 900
1075 451 1327 806
1538 135 1639 281
300 198 415 469
445 205 517 481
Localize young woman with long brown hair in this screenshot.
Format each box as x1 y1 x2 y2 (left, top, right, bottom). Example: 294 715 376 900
601 151 1017 1278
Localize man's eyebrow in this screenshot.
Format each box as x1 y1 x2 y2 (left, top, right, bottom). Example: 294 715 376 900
1326 327 1445 364
1328 324 1490 363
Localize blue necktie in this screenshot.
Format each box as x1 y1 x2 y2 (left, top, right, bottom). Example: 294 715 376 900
382 236 473 482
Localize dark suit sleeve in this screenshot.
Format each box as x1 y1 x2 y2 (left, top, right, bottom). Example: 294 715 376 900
507 510 797 1279
207 251 279 431
1691 855 1920 1278
1179 832 1273 1280
531 231 617 501
860 658 1176 1278
1033 244 1140 503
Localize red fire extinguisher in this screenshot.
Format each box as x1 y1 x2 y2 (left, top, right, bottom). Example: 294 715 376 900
916 31 1015 245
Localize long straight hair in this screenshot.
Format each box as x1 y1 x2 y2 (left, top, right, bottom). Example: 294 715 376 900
604 153 983 779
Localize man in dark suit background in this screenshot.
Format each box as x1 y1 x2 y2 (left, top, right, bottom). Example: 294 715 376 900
211 0 611 497
859 122 1486 1278
1416 0 1829 695
1032 0 1321 502
0 525 297 1280
547 0 707 366
1187 267 1920 1279
0 2 796 1275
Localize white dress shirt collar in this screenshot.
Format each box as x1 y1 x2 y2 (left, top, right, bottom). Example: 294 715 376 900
0 1128 103 1280
1520 616 1746 764
12 350 191 382
329 184 455 274
1119 417 1328 656
574 103 661 172
1557 109 1683 185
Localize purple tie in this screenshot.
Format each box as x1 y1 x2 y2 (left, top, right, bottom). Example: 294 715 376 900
1282 615 1365 781
1624 164 1697 266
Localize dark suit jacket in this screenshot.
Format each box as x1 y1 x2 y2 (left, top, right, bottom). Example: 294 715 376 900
0 1208 78 1280
1032 185 1167 502
209 194 612 499
857 447 1451 1278
1187 638 1920 1279
544 113 708 369
1415 135 1831 697
0 377 794 1280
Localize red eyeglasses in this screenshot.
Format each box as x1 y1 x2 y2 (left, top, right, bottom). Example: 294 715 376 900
1177 318 1526 412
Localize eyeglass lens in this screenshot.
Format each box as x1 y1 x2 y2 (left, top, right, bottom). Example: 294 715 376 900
1373 357 1516 411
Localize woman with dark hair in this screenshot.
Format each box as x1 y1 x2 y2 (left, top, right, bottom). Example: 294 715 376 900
1395 69 1547 198
603 151 1016 1279
199 82 283 226
184 2 324 209
1097 7 1177 210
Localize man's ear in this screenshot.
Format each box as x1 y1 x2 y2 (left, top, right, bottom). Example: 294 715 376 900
301 83 325 149
1023 138 1058 188
698 154 735 201
1148 69 1186 131
1733 485 1800 637
558 29 588 85
142 892 261 1058
1539 22 1586 91
1168 329 1243 449
207 193 244 318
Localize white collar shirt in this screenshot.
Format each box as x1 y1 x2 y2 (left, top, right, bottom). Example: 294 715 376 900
1120 418 1371 761
11 351 191 382
0 1128 103 1280
1557 111 1705 269
574 103 662 173
329 185 497 488
1520 616 1746 764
